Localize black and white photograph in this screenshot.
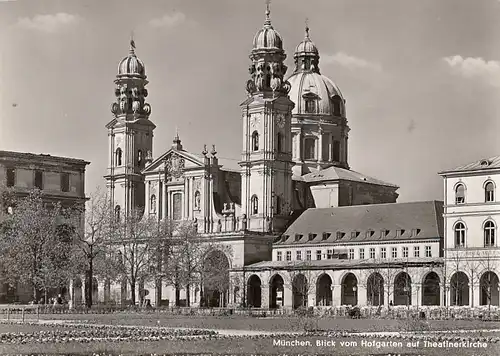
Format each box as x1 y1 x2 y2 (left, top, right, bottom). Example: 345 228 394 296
0 0 500 355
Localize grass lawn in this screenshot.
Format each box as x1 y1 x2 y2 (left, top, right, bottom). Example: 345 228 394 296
0 335 497 355
1 314 500 355
32 313 500 332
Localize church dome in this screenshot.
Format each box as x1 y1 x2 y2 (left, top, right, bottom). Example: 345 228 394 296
287 26 345 117
117 40 146 78
252 6 283 50
287 71 344 116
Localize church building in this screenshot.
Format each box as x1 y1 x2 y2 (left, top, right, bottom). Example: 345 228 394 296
101 5 445 309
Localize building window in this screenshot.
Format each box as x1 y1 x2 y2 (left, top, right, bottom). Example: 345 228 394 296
455 184 465 204
391 247 397 258
286 251 291 261
316 250 322 260
60 173 70 192
381 247 387 259
275 195 281 215
115 148 122 166
251 131 259 151
402 246 408 258
359 248 365 259
327 249 333 259
115 205 121 222
6 168 15 187
306 250 311 261
333 96 342 116
425 246 432 257
304 138 316 160
277 251 282 261
348 248 354 259
296 251 302 261
484 221 496 247
454 222 466 247
251 195 258 215
150 195 157 214
34 170 43 190
414 246 420 258
172 193 182 220
137 149 143 166
305 99 315 113
276 132 283 152
485 182 495 202
332 140 340 162
369 248 375 259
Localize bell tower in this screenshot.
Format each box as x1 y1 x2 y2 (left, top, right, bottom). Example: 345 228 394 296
105 39 155 217
239 4 295 233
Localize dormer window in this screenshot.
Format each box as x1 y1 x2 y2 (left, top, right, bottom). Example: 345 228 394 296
322 232 331 241
305 99 315 113
308 233 316 241
411 228 421 237
251 131 259 151
295 234 303 242
333 96 342 116
380 229 389 238
396 229 405 237
336 231 345 239
365 230 375 238
350 231 360 239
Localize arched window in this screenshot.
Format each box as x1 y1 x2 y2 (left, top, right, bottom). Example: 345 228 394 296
485 182 495 202
333 96 342 116
277 132 283 152
150 195 156 214
252 131 259 151
454 222 466 247
305 99 315 113
251 195 259 215
484 221 496 247
455 184 465 204
304 138 316 160
138 150 143 166
115 205 121 222
275 195 281 215
115 148 123 166
332 140 340 162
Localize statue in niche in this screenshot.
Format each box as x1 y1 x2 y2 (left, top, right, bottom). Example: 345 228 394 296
194 191 201 210
217 219 222 232
265 216 272 232
241 214 247 231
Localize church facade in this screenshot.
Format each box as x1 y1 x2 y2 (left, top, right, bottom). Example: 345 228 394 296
100 6 448 309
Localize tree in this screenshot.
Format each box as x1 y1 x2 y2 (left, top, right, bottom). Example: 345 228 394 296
201 244 233 307
111 209 161 305
282 262 317 309
477 249 498 313
69 187 115 307
361 259 401 309
0 190 73 302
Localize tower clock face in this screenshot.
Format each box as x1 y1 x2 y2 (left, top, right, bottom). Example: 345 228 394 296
277 113 286 128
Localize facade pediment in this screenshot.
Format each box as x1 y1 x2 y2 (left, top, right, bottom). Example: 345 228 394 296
142 149 204 175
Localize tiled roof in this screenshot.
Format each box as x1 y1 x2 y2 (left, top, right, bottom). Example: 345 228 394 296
440 155 500 174
244 257 443 270
299 166 398 188
276 200 443 245
0 150 90 165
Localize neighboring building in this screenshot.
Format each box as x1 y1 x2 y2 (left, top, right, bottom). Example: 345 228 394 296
0 150 90 303
99 6 404 308
235 201 444 309
439 156 500 307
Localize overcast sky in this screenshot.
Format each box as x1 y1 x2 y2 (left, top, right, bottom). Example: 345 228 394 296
1 0 500 202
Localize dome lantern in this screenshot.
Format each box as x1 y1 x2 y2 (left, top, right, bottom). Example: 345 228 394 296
293 23 320 74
